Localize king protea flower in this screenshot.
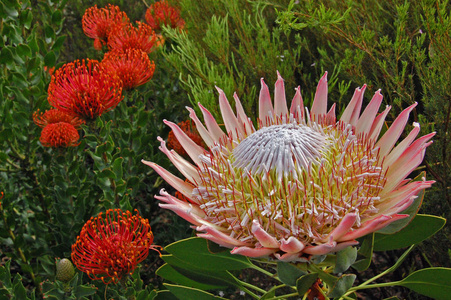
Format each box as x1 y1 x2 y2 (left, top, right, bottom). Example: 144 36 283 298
143 72 434 261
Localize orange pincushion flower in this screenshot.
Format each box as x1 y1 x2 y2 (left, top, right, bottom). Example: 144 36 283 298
108 21 157 54
101 49 155 90
167 120 205 157
48 59 123 121
40 122 80 148
145 0 185 31
71 209 155 284
82 4 130 50
33 109 85 129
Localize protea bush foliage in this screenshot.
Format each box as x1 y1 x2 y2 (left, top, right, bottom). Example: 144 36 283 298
0 0 450 299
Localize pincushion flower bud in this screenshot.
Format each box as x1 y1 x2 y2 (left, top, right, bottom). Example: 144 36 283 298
56 258 75 282
143 72 434 261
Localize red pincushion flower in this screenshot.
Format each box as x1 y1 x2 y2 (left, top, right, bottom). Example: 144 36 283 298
33 109 85 129
167 120 205 157
71 209 155 284
48 59 123 121
82 4 130 50
145 0 185 31
101 49 155 90
40 122 80 148
107 21 157 54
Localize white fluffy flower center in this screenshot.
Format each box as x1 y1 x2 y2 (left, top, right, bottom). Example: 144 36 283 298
232 123 327 178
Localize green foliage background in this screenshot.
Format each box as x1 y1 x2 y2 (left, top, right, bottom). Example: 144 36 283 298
0 0 449 298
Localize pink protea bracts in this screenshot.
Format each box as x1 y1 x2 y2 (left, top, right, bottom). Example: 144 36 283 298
143 72 435 261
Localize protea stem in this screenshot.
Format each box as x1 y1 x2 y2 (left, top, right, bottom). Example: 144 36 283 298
342 244 415 297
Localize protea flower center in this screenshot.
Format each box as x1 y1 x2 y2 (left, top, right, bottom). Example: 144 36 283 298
143 72 434 261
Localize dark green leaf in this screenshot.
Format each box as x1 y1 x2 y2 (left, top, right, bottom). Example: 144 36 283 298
161 255 235 288
352 233 374 272
156 264 226 290
51 36 66 51
51 10 63 24
328 274 356 298
164 284 226 300
154 290 179 300
277 261 307 286
44 51 56 67
12 273 28 300
165 237 253 271
334 246 357 274
296 273 318 296
73 285 98 297
397 267 451 299
374 214 446 251
112 157 124 179
16 44 32 59
0 47 14 65
0 260 12 289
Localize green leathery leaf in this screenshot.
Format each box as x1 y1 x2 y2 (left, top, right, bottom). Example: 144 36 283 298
112 157 124 179
73 284 98 297
154 290 179 300
12 273 27 300
327 274 356 298
277 261 307 286
352 233 374 272
0 47 14 65
156 264 227 290
44 51 56 67
334 246 357 274
163 284 227 300
296 273 318 296
15 44 32 59
396 267 451 299
161 255 236 288
165 237 253 271
374 214 445 251
96 168 116 179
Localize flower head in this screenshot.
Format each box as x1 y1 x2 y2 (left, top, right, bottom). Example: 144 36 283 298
33 109 85 129
167 120 205 157
101 49 155 90
82 4 130 50
108 21 157 54
71 209 154 284
40 122 80 148
48 59 123 121
145 0 185 32
143 72 435 261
